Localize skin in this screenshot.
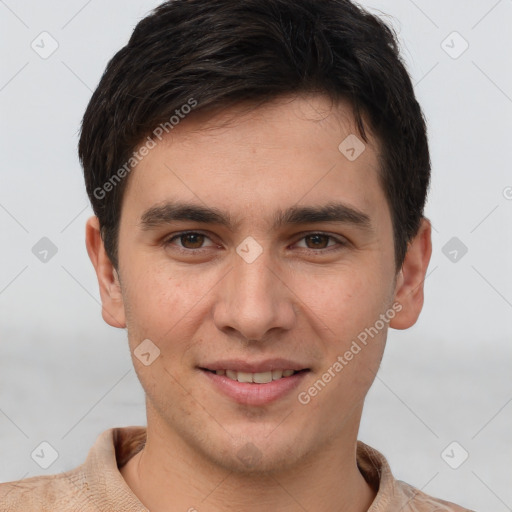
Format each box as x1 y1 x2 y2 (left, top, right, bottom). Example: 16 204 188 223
86 93 432 512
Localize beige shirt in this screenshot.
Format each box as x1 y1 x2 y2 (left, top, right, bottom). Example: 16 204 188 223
0 426 474 511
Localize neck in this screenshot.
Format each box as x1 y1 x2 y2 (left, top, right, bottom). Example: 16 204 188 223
121 409 376 512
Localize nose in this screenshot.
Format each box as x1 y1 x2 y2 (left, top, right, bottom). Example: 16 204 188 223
212 248 296 342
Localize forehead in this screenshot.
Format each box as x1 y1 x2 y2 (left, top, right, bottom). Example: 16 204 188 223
122 94 387 229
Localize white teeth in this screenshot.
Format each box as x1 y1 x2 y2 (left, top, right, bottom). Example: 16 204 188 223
271 369 283 380
253 371 272 384
214 369 297 383
237 371 253 383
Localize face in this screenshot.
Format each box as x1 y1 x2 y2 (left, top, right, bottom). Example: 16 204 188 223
88 94 431 474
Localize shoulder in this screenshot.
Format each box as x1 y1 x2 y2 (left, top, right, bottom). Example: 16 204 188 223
356 441 475 512
0 426 147 512
0 467 87 511
394 479 477 512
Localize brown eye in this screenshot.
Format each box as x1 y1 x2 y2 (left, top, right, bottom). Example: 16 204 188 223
294 233 347 252
164 231 216 251
303 234 331 249
177 233 206 249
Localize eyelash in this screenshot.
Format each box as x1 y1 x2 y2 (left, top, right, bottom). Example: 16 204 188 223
162 231 348 255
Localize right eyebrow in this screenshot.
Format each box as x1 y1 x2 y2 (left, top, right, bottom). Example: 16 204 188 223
140 201 239 230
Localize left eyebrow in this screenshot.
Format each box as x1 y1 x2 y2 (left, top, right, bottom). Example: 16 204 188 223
139 200 374 234
272 202 373 232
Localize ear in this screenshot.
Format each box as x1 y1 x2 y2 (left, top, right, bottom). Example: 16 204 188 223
85 216 126 328
389 217 432 330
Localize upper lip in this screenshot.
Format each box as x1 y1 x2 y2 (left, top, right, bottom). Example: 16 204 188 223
200 358 309 373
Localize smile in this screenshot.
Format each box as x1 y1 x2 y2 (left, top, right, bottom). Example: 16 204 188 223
205 368 299 383
200 366 310 406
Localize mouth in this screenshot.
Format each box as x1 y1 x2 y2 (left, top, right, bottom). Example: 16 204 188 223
201 368 308 384
198 362 310 406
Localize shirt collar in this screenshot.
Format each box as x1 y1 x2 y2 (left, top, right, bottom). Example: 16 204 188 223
78 426 400 511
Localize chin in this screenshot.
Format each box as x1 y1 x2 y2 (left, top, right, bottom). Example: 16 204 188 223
201 429 309 475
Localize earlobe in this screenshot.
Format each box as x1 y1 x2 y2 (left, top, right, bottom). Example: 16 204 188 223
389 218 432 330
85 216 126 329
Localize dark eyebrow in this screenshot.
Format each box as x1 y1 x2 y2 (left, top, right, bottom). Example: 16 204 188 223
273 202 372 232
140 202 239 230
139 200 373 233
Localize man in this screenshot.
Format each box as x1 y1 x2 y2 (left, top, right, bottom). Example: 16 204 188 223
0 0 475 510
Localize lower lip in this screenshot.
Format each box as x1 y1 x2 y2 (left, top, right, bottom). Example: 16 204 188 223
200 369 309 406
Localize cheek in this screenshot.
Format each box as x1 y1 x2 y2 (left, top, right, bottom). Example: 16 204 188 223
122 264 189 337
293 262 388 339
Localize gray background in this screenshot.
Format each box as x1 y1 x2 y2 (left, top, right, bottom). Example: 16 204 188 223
0 1 511 511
